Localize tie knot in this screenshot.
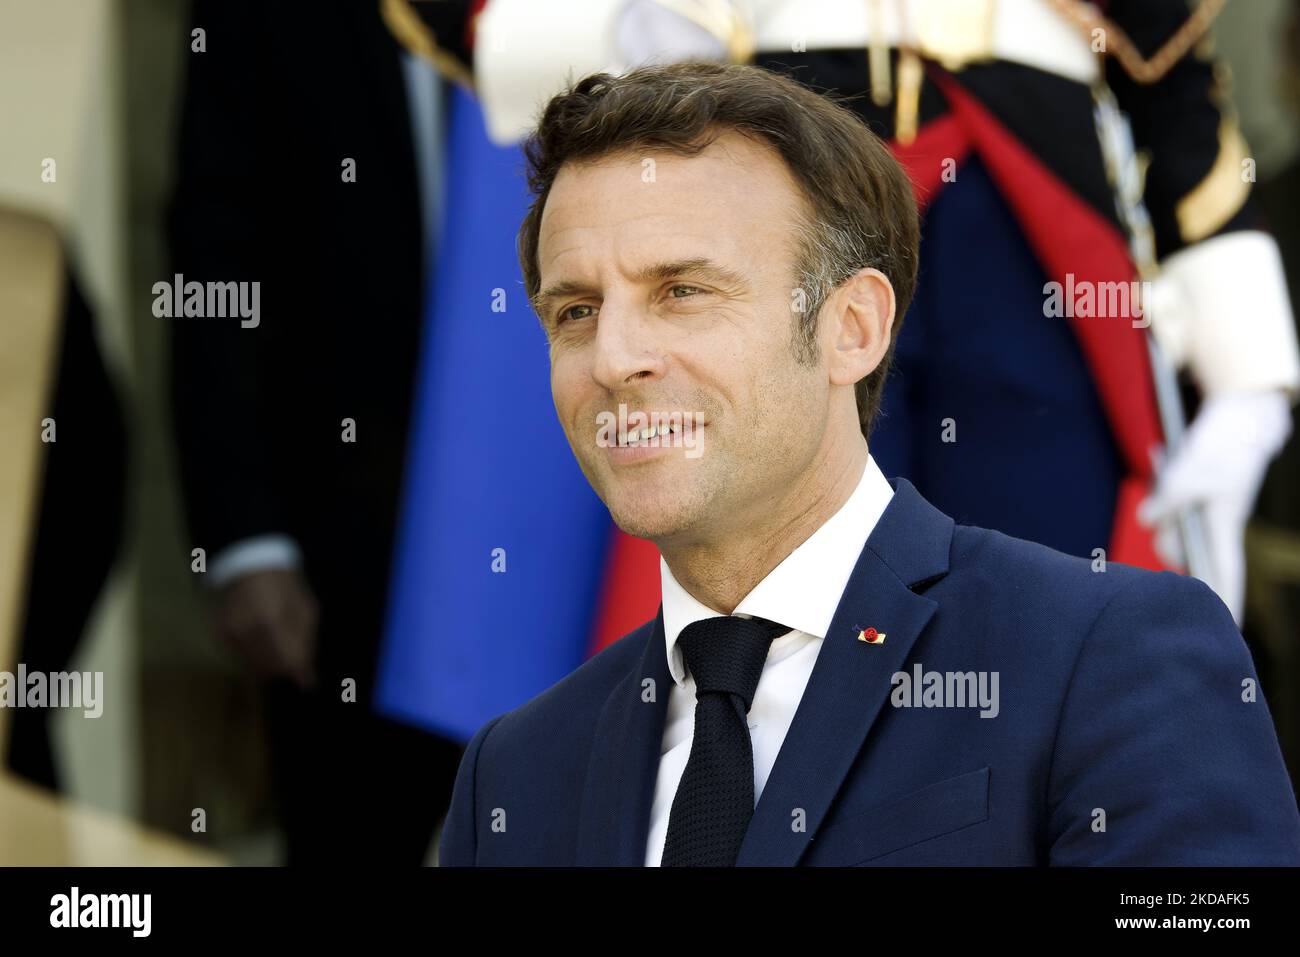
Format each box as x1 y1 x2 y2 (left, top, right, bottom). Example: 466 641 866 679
677 615 788 711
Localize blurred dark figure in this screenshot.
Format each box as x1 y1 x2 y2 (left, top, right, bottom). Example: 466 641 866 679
168 0 461 863
6 273 127 791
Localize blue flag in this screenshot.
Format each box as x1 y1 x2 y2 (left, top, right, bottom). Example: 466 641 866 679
377 86 612 743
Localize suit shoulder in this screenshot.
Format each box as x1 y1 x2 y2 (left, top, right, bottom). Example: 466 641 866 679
944 520 1232 644
949 520 1182 602
938 522 1245 694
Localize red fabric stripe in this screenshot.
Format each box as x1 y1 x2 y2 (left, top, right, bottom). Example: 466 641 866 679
588 527 661 655
889 114 971 214
466 0 490 50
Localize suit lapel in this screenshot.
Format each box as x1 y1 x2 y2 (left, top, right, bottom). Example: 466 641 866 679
736 478 954 865
576 606 671 865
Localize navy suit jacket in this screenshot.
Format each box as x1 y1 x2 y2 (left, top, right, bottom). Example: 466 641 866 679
439 478 1300 865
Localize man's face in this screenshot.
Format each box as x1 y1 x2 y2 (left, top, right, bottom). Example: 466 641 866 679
535 130 836 546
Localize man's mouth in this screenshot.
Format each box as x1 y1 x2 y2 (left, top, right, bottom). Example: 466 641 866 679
617 421 683 447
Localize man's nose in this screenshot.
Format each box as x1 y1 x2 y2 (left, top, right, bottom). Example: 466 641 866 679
589 297 666 390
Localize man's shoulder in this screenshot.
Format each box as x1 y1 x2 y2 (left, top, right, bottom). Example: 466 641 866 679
945 519 1230 632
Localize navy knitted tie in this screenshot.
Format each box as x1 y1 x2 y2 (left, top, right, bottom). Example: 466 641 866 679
661 615 789 866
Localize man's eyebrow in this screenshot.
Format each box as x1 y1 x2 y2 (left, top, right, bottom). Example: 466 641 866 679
532 258 748 316
629 257 749 288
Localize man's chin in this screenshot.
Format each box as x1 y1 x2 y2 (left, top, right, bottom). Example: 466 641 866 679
587 458 710 540
606 507 685 543
603 489 699 543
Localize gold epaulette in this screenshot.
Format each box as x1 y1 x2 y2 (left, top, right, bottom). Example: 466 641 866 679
1047 0 1229 84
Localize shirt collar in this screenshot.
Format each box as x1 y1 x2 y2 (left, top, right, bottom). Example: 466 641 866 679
660 453 895 687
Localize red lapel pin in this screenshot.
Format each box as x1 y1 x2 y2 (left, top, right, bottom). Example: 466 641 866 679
856 625 886 644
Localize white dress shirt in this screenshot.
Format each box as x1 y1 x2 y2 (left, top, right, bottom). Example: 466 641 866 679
644 453 895 866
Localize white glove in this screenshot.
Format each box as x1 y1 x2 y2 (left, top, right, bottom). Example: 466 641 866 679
614 0 733 68
1138 390 1293 624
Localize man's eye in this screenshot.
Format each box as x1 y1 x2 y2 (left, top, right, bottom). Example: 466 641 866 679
558 304 596 323
669 284 703 298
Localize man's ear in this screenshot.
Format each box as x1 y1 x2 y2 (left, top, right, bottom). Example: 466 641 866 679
827 266 895 387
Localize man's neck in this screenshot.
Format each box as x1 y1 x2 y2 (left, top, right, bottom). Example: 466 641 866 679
660 443 869 615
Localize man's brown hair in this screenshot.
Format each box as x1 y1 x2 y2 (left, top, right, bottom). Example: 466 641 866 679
518 60 920 440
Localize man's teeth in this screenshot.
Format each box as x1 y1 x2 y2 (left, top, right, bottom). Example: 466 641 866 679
620 423 678 446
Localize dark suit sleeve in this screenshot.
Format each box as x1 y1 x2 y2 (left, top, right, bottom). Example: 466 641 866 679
167 0 286 553
1046 571 1300 865
1105 0 1261 259
438 714 505 866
